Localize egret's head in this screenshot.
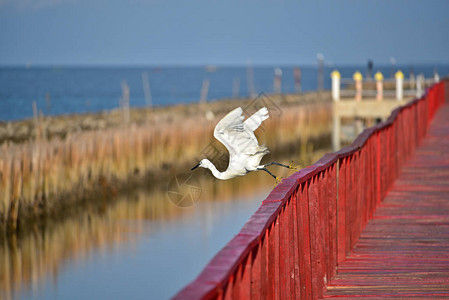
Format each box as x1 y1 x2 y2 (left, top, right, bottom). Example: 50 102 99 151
191 159 211 170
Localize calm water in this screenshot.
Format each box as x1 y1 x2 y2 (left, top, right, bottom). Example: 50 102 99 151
1 64 447 121
29 197 265 300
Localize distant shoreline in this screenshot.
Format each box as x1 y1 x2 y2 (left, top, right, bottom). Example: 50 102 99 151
0 91 329 144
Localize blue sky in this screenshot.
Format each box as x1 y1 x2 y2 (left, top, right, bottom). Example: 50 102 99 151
1 0 448 66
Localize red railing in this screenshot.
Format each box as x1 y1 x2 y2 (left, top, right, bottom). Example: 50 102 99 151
173 80 447 300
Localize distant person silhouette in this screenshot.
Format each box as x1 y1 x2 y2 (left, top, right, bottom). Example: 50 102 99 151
367 60 373 79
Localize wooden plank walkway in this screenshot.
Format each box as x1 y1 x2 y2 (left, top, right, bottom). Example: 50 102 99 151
323 103 449 299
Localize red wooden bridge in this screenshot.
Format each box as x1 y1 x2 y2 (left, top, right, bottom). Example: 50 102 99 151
173 80 449 299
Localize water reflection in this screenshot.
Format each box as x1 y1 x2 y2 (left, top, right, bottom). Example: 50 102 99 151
0 149 329 300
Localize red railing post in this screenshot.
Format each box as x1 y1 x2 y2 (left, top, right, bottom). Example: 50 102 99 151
308 175 325 298
279 205 291 299
249 243 261 299
328 164 338 280
268 218 280 299
337 158 347 265
320 170 331 285
297 183 312 299
290 189 301 300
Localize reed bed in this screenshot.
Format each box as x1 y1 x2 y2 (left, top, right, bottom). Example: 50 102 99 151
0 94 332 231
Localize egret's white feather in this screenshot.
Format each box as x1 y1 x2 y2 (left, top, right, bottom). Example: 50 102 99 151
244 107 269 132
196 106 273 180
213 107 262 159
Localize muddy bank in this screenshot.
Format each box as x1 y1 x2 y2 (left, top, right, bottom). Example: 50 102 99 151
0 92 330 144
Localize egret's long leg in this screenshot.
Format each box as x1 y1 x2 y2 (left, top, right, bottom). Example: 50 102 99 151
257 167 277 179
264 162 290 168
264 161 299 170
258 167 283 185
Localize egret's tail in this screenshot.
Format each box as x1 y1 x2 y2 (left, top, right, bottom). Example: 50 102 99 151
256 145 269 155
249 146 270 170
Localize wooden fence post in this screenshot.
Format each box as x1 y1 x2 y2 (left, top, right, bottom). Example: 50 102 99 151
331 70 341 102
375 71 384 101
353 71 363 102
395 70 404 100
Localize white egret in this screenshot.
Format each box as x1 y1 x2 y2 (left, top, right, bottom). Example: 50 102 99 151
191 107 297 182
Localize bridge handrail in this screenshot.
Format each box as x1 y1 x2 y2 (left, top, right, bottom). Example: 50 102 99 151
173 80 447 299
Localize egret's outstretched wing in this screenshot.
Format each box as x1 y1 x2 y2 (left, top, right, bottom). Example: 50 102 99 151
244 107 269 132
213 107 260 160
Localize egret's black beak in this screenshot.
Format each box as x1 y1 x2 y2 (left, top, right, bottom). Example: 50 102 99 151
191 163 200 170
